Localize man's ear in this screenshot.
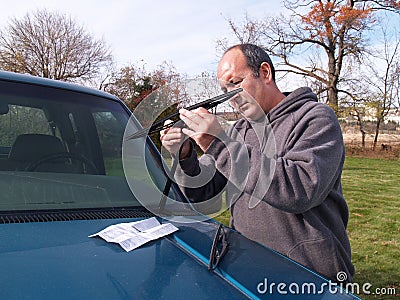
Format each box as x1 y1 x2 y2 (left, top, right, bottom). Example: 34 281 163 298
259 62 273 83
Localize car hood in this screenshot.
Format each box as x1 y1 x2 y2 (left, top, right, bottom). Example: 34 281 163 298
0 218 247 299
0 217 358 299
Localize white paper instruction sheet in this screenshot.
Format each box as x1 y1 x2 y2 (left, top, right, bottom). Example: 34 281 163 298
89 217 178 252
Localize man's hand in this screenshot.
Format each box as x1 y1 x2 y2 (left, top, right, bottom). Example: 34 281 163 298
179 107 222 152
160 121 191 159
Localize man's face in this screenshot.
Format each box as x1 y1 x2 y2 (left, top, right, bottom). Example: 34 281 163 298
217 49 266 121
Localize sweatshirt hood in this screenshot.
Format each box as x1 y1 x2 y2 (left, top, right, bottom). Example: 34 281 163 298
268 87 317 122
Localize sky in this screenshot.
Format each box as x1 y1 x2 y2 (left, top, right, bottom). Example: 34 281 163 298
0 0 285 77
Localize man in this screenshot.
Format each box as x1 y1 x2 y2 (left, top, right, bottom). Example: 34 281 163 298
160 43 354 283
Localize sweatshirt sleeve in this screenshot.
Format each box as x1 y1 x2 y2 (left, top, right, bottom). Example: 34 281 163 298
206 104 345 214
174 141 227 203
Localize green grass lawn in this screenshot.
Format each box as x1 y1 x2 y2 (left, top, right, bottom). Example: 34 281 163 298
214 156 399 299
343 157 399 299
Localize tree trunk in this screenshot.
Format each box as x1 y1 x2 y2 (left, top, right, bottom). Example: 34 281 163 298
361 130 366 149
373 118 381 151
356 112 366 149
327 52 340 114
327 86 339 113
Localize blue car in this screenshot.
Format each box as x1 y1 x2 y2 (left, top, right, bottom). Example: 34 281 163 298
0 70 359 299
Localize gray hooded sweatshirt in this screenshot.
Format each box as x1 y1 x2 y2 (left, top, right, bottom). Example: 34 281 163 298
177 87 354 282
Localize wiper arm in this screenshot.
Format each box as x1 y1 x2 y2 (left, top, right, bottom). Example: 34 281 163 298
158 155 180 213
126 88 243 140
208 223 229 270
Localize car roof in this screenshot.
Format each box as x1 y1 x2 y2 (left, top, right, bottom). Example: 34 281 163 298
0 70 119 101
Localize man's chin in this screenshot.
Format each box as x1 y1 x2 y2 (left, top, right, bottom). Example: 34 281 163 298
239 109 265 122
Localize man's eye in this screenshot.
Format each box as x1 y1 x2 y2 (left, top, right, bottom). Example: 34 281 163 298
230 79 243 86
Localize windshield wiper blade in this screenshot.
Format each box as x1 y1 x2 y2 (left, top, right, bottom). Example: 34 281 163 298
208 223 229 270
126 88 243 140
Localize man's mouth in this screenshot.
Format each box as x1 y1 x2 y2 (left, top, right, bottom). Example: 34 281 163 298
238 102 249 111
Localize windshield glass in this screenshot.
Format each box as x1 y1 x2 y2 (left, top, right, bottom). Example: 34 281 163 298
0 79 180 212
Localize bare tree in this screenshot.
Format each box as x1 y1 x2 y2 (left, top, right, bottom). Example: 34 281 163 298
365 23 400 149
218 0 400 113
342 88 372 149
341 15 400 149
0 9 112 82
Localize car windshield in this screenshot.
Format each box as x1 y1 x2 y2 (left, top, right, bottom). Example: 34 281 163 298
0 78 182 213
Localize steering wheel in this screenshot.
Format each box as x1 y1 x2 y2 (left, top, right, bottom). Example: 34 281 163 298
25 152 99 174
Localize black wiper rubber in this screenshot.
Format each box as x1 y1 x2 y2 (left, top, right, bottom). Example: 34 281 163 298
126 88 242 140
208 223 229 270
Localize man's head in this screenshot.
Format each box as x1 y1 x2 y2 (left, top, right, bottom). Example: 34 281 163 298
228 43 276 81
217 43 283 119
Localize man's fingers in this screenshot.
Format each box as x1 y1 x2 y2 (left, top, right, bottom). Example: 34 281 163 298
178 108 220 151
161 130 184 142
179 108 204 126
161 126 181 136
162 138 183 146
181 128 196 137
